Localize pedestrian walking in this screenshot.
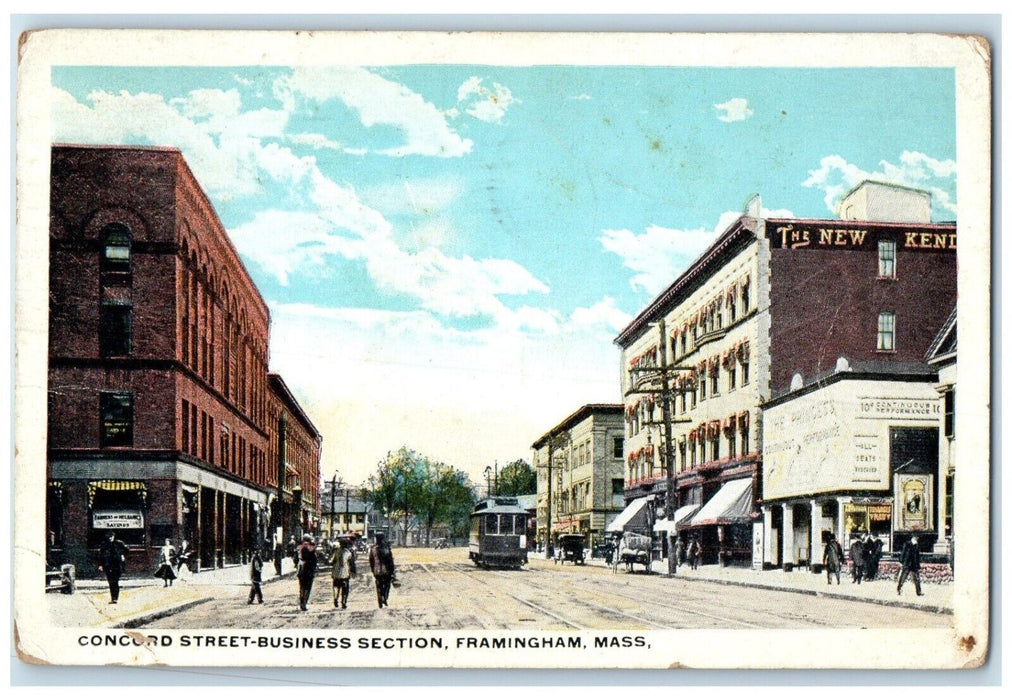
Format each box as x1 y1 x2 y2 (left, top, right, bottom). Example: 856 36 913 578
688 536 701 570
823 533 843 585
865 535 883 581
247 549 264 604
273 538 283 577
154 538 177 587
369 533 396 608
849 534 865 584
295 535 317 611
98 531 127 604
897 536 923 596
288 535 298 568
176 542 193 574
329 537 356 609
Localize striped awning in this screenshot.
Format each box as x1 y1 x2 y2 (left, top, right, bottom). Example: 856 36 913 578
88 480 147 508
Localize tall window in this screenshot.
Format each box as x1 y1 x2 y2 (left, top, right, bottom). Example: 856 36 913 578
612 437 624 459
944 389 955 438
699 370 707 400
728 364 737 391
710 366 719 395
710 433 720 462
99 302 132 356
878 239 897 277
741 282 751 313
877 312 896 351
100 392 133 447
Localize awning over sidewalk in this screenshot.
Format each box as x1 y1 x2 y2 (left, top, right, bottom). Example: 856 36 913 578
654 503 701 533
607 496 652 532
689 478 753 527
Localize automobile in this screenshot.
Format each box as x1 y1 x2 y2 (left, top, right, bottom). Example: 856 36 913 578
554 533 586 565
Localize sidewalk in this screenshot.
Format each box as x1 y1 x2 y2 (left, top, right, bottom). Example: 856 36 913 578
576 555 952 614
47 558 298 629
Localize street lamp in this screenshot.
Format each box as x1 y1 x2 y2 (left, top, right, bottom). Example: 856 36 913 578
330 473 341 541
484 465 493 499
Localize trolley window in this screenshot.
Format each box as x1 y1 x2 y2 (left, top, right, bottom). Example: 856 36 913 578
515 514 527 534
485 514 499 534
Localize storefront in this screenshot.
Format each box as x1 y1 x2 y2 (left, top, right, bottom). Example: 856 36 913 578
761 373 942 568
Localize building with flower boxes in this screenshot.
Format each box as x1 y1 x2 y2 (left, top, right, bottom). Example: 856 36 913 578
47 144 321 577
615 182 956 569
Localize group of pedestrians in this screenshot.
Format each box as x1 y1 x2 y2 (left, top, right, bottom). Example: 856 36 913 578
821 531 923 596
255 531 397 612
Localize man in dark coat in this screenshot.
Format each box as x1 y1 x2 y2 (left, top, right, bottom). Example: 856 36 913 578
849 534 866 584
98 531 127 604
864 535 883 581
897 535 923 596
823 533 843 585
296 535 317 611
248 549 264 604
369 533 395 608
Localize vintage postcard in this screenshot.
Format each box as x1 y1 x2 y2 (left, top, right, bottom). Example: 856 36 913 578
14 29 991 670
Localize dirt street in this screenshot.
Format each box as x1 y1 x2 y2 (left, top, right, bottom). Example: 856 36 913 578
152 546 951 630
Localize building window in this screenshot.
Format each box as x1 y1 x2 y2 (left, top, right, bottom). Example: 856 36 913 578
729 297 737 323
710 366 719 395
740 422 750 454
100 223 132 274
681 334 688 355
728 429 737 459
742 359 750 385
100 392 133 448
877 312 896 351
878 239 897 278
944 389 955 438
710 434 720 462
728 364 737 391
612 478 624 497
741 282 750 313
699 371 707 400
99 302 132 356
613 437 624 459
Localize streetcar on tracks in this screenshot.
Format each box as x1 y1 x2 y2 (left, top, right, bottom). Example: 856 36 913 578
469 497 529 569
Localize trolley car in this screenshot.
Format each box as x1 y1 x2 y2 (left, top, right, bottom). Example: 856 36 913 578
469 497 529 569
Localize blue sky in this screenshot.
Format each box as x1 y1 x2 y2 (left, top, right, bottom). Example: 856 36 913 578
51 64 958 485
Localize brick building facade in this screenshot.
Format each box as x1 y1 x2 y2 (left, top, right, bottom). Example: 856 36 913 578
47 144 321 576
615 182 956 568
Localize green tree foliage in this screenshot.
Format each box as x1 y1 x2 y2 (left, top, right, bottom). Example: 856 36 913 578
495 459 537 497
363 447 477 545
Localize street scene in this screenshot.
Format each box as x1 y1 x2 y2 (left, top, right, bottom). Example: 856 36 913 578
18 31 989 669
51 545 950 631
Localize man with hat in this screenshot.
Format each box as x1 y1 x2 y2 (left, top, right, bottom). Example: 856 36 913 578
897 535 923 596
329 537 356 609
295 534 317 611
369 533 396 608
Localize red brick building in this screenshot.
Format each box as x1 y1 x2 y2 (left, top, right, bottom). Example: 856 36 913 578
47 144 321 576
616 183 956 567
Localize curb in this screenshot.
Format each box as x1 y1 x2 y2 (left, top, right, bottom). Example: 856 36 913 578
118 596 214 629
681 574 953 615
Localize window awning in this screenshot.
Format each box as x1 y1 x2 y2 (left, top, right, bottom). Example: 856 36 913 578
607 496 652 532
654 503 701 533
689 478 753 527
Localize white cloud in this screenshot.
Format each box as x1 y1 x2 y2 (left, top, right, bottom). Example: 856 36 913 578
456 77 518 124
275 67 472 157
569 94 593 101
287 133 344 150
599 223 720 297
266 299 622 481
570 297 632 334
714 97 754 123
803 151 957 217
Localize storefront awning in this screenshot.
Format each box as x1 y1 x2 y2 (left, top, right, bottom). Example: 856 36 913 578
689 478 753 527
654 503 701 533
607 496 652 532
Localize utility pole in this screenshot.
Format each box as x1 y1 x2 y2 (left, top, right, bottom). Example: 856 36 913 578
330 473 338 541
344 485 350 537
658 318 678 576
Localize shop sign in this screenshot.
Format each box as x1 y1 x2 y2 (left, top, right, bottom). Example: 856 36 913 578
858 398 940 421
92 509 144 529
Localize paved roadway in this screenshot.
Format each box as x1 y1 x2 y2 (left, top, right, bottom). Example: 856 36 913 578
156 547 950 630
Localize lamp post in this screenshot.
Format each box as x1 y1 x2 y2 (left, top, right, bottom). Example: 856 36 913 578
330 473 339 541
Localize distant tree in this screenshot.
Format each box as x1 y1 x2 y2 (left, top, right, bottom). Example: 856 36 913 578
496 459 537 497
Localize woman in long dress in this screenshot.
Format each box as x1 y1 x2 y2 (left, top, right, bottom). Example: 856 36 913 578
154 539 177 587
